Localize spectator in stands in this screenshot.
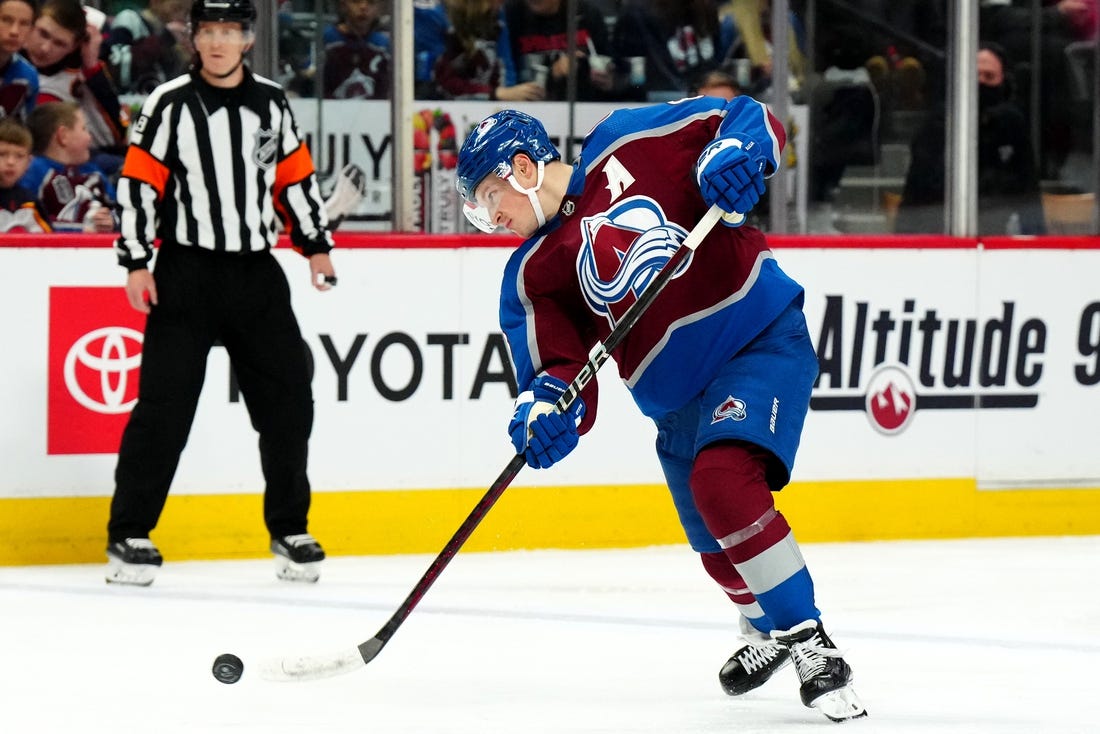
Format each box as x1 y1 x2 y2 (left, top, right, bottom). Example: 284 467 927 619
980 0 1098 178
0 0 38 119
414 0 449 97
895 43 1045 235
0 116 48 231
101 0 190 95
612 0 723 97
504 0 615 101
19 100 116 232
692 68 741 100
277 0 315 96
717 0 806 95
23 0 127 175
433 0 543 101
813 0 945 112
322 0 391 99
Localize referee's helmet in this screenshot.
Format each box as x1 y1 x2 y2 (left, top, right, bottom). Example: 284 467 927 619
190 0 257 30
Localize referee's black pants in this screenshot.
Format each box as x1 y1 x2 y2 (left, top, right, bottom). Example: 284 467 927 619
108 245 315 543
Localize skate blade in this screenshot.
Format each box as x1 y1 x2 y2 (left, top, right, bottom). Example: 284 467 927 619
810 685 868 722
105 559 158 587
274 556 321 583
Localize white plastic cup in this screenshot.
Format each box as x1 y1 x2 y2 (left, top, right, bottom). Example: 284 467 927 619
588 54 612 75
83 201 102 232
531 64 549 89
733 58 752 88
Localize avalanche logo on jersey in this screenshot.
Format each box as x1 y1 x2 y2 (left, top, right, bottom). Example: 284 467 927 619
576 196 691 326
711 396 747 424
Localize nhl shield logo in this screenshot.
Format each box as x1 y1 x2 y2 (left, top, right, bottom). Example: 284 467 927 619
252 128 278 170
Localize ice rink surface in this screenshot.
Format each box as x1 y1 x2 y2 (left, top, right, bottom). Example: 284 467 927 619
2 535 1097 733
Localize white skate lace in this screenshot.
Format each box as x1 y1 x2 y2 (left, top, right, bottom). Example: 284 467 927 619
736 642 784 674
790 632 844 682
125 538 157 550
282 534 319 547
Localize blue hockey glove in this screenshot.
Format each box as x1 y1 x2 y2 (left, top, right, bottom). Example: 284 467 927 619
508 374 585 469
695 137 768 225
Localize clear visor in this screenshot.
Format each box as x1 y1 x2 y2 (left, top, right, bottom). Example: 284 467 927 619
463 201 499 233
460 160 546 234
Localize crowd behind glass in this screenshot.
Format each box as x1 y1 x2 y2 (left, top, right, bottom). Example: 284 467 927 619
66 1 1100 235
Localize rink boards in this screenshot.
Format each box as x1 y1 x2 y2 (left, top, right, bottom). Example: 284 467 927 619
1 234 1099 563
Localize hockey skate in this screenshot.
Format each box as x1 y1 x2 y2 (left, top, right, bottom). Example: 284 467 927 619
719 615 792 695
105 538 163 587
772 620 868 722
324 163 367 223
271 534 325 583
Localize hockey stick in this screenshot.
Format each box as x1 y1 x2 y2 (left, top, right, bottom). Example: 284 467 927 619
258 204 727 682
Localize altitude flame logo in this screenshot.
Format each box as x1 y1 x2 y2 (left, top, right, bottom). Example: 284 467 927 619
864 365 916 435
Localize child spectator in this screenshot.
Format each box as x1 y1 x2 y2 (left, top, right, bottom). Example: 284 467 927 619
23 0 127 172
20 100 116 232
0 0 38 119
101 0 191 94
322 0 391 99
0 116 48 232
434 0 543 101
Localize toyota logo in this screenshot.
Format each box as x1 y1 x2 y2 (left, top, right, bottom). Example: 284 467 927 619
63 326 144 414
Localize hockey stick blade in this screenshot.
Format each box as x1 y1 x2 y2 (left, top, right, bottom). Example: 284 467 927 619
259 648 365 682
255 205 725 682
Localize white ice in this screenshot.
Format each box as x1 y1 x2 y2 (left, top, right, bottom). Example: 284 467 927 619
2 536 1097 733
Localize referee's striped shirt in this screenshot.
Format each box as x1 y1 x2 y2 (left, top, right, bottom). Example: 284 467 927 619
115 68 333 270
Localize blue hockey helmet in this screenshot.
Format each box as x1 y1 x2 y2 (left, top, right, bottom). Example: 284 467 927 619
456 111 560 204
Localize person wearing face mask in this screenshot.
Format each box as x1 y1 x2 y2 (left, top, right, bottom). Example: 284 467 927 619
895 42 1045 235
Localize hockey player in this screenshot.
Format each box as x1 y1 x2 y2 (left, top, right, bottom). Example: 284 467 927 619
455 103 867 722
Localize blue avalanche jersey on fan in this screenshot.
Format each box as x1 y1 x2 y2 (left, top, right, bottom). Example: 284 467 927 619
0 53 38 120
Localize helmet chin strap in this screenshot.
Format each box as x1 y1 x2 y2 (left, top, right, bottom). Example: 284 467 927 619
506 160 547 229
207 54 246 79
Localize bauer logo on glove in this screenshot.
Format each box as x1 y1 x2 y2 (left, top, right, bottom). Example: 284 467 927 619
508 374 585 469
695 137 768 226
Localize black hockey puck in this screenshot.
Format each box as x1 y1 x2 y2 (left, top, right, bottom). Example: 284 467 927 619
212 653 244 684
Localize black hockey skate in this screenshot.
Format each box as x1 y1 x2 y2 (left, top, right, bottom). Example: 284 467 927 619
106 538 163 587
271 533 325 583
719 616 792 695
772 620 868 722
